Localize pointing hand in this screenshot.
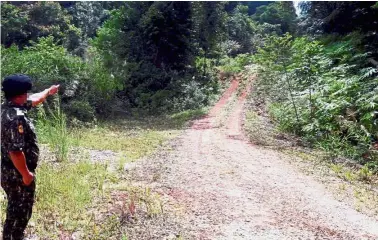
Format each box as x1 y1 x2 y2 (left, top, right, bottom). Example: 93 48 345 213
48 85 60 95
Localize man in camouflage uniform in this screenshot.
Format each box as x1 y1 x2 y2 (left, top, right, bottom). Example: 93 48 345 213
1 74 59 240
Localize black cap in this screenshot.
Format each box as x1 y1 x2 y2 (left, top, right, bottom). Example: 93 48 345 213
2 74 33 99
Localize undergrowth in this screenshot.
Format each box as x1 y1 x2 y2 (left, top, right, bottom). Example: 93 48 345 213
252 33 378 171
1 103 206 238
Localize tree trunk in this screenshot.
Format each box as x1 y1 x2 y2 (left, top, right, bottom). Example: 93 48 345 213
283 62 300 129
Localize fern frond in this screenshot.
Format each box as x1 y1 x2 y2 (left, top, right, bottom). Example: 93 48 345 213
359 67 377 80
350 52 372 61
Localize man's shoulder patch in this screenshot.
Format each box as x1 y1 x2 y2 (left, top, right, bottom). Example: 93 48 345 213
18 124 24 134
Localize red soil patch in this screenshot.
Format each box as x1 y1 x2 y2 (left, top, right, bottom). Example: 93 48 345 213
191 79 239 130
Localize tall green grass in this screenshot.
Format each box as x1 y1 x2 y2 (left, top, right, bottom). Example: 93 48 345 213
32 161 112 236
36 97 70 162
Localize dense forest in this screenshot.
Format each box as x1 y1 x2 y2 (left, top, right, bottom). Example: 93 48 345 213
1 1 378 168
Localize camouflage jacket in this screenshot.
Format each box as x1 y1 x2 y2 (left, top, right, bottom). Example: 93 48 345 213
1 100 39 176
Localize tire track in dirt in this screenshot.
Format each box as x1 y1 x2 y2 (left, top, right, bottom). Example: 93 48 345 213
128 77 378 240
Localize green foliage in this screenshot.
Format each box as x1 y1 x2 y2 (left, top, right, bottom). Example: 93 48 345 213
140 2 192 70
195 57 217 75
73 122 174 160
91 2 227 113
358 165 373 181
1 37 123 120
1 36 83 91
320 32 366 65
68 2 110 39
92 2 200 111
300 2 378 35
254 33 378 165
2 1 257 117
254 33 302 130
1 3 29 46
218 54 253 75
63 100 95 123
34 160 110 237
170 108 207 125
1 2 81 50
171 78 217 112
83 47 123 114
36 97 70 162
252 2 297 34
191 2 228 58
227 5 255 55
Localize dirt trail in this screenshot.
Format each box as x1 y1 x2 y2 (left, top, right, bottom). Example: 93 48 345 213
129 79 378 239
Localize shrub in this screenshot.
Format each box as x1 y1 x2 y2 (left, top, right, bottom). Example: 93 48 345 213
253 33 378 165
1 36 84 91
217 54 253 76
171 79 217 112
62 100 95 123
1 37 123 121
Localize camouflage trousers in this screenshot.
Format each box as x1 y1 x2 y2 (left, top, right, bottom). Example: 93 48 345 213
1 168 35 240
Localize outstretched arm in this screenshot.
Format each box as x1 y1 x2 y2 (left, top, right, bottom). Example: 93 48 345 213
29 85 60 107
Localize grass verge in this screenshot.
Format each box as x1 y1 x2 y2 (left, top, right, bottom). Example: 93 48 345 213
1 107 206 238
0 160 116 239
282 148 378 216
71 108 207 160
31 161 114 238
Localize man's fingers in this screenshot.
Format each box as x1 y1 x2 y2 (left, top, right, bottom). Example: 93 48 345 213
49 85 60 95
23 172 34 186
